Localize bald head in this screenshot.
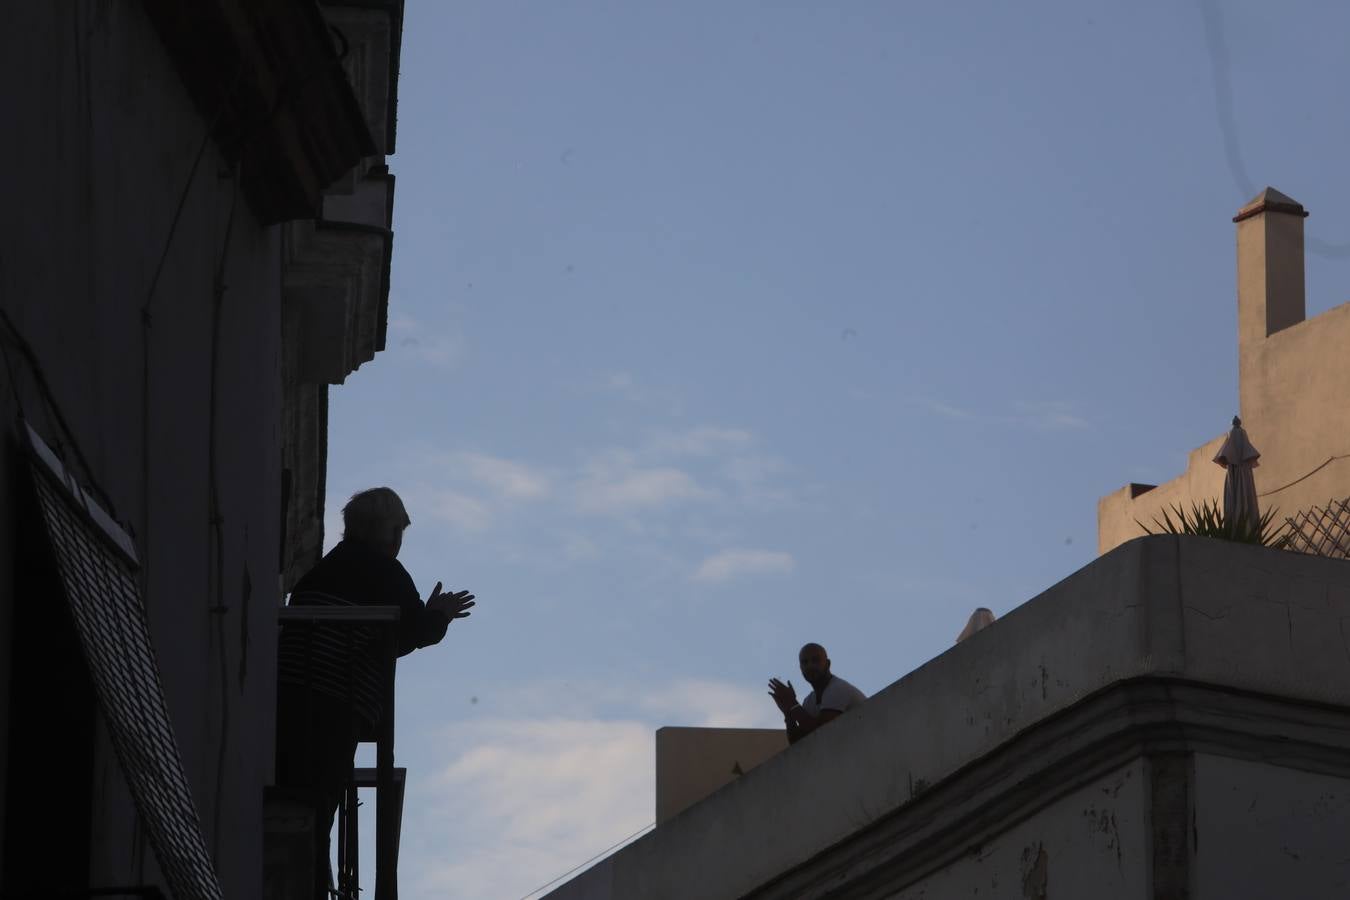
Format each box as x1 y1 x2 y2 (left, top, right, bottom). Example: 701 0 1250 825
798 643 831 687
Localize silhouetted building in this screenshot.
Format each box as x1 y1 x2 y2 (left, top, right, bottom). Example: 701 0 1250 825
0 1 405 896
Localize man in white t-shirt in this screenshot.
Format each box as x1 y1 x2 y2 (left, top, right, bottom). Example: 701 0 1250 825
768 643 867 744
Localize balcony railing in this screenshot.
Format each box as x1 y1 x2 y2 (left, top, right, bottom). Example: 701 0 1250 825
276 605 403 900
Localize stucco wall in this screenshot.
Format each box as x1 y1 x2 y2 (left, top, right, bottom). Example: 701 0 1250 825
1239 301 1350 525
655 728 787 825
1100 301 1350 556
1 3 281 895
1099 193 1350 556
1098 434 1229 554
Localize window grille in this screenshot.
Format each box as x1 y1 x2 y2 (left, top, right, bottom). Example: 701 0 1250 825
25 423 223 900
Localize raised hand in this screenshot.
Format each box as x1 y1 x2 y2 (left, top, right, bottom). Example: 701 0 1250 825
767 677 798 715
426 582 476 623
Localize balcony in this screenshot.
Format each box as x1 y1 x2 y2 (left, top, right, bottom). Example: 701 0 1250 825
266 605 405 900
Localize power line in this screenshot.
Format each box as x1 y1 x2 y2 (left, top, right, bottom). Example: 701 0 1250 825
1259 454 1350 498
1197 0 1350 259
517 822 655 900
206 161 243 864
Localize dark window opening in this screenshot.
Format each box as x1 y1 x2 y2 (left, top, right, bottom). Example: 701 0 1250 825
2 470 95 895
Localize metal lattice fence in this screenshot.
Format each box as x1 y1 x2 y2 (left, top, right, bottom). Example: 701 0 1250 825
1283 498 1350 560
27 429 224 900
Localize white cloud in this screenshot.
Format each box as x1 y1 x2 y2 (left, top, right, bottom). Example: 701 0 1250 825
913 396 1090 431
417 717 653 899
435 718 652 839
649 428 797 509
692 549 796 583
921 398 976 421
576 464 714 514
421 488 492 533
565 426 791 517
407 678 779 899
650 425 753 457
592 372 685 416
454 452 551 499
721 454 788 486
1015 401 1090 431
341 424 792 570
639 678 781 728
561 532 599 560
388 312 467 369
720 455 796 509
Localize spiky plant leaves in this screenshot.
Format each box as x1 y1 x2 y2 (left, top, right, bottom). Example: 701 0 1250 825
1136 498 1290 548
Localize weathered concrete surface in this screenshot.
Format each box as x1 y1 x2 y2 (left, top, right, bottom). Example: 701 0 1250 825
1099 189 1350 555
546 536 1350 899
1192 753 1350 897
889 761 1149 900
656 728 787 825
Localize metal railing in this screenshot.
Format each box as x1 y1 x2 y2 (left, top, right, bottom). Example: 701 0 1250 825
278 606 402 900
342 767 408 894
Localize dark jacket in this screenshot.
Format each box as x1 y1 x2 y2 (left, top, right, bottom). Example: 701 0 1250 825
278 539 449 727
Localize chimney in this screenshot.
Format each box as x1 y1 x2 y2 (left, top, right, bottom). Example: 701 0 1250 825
1234 187 1307 350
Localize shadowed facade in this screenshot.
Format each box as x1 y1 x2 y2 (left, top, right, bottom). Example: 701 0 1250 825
0 2 407 896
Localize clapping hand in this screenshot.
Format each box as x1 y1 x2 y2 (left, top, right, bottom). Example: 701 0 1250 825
767 677 798 715
427 582 475 623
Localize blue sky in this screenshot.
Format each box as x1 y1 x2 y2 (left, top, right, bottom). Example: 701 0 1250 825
325 3 1350 896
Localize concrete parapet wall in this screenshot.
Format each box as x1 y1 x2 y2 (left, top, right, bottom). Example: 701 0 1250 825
547 536 1350 899
1098 433 1227 555
655 728 787 826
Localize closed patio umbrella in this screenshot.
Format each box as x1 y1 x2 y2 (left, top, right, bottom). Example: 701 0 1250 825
1213 416 1261 535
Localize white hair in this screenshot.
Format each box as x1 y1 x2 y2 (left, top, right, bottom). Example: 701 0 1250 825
342 487 411 547
955 607 996 643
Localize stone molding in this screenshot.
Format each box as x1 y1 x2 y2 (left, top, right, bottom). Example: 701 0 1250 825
750 678 1350 899
282 219 392 385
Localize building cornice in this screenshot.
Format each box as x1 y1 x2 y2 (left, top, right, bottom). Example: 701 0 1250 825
143 0 377 224
322 0 405 155
750 678 1350 899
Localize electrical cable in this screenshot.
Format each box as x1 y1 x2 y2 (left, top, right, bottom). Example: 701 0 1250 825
206 161 243 863
516 822 656 900
137 58 248 607
1258 454 1350 498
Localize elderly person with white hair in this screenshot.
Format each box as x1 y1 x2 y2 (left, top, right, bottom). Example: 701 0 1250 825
956 607 996 643
276 487 476 899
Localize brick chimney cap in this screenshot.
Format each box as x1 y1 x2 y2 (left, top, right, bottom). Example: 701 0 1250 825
1233 187 1309 223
